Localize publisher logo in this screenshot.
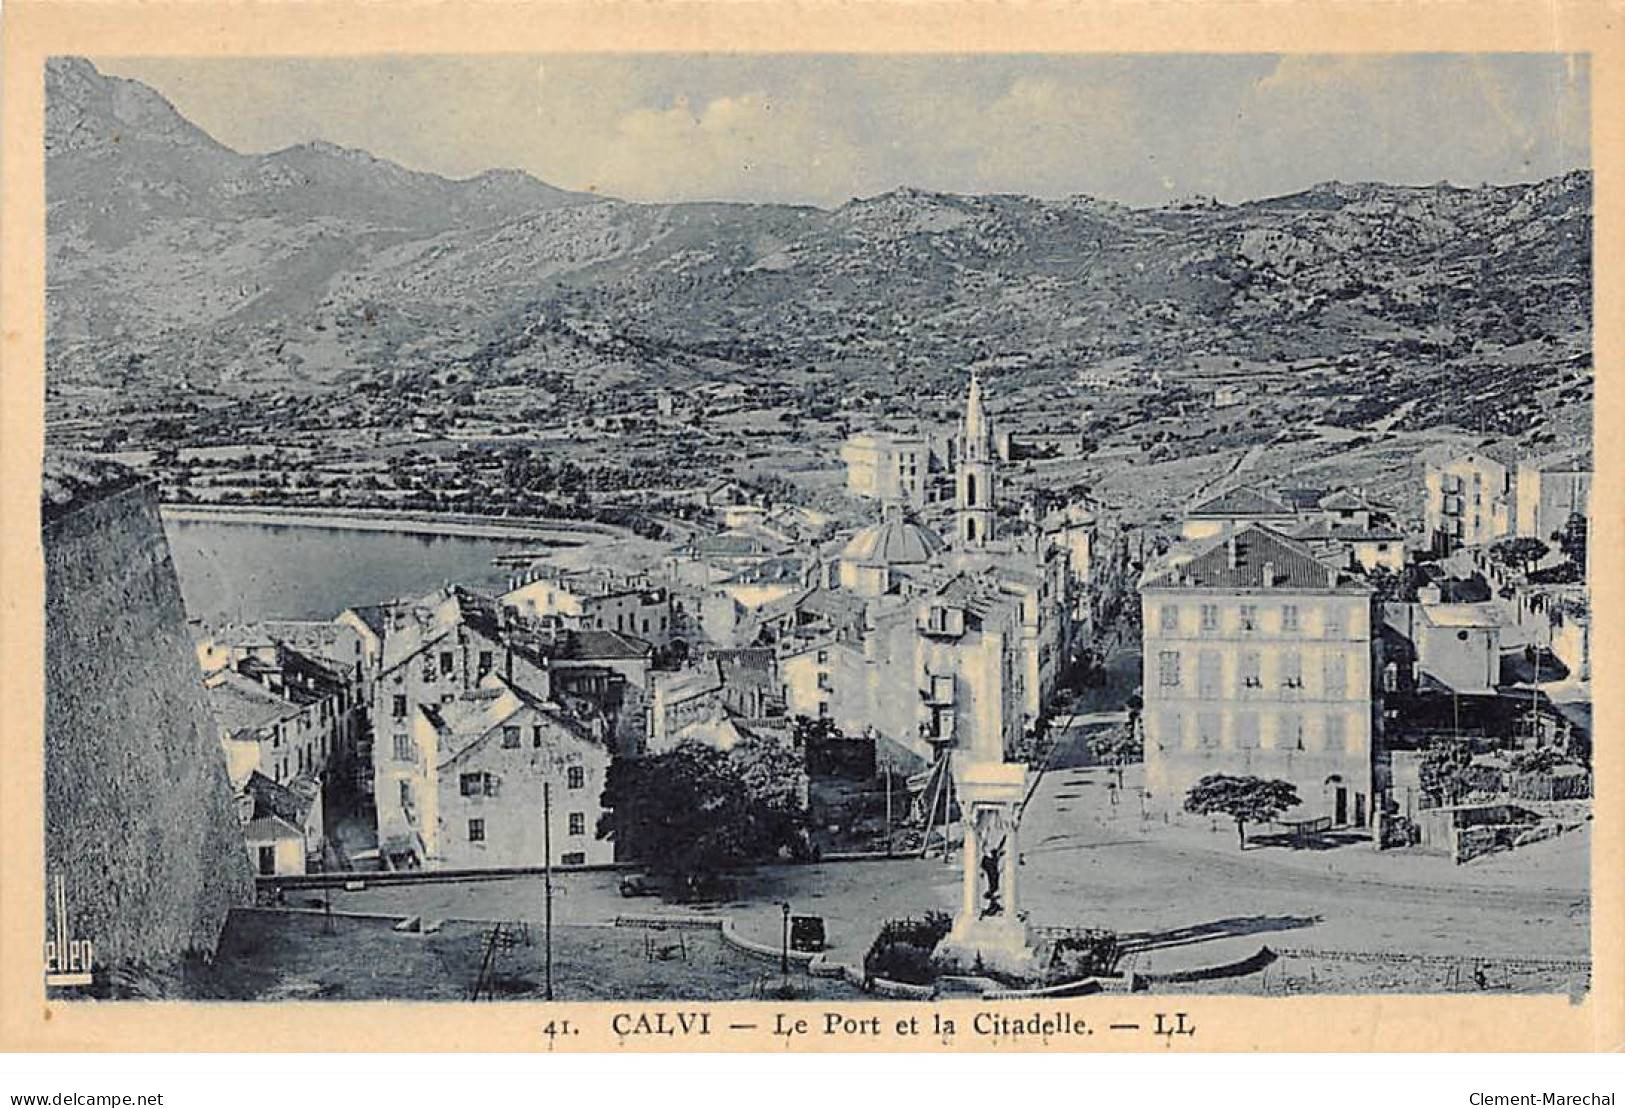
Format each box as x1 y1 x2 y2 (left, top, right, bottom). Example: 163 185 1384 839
45 873 95 987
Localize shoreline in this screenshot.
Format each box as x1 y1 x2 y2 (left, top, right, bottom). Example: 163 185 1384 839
158 502 634 543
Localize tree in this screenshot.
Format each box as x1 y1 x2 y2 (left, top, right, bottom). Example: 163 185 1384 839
1489 536 1549 576
1420 738 1473 807
1183 774 1301 849
1553 511 1587 569
1088 725 1143 787
596 740 807 894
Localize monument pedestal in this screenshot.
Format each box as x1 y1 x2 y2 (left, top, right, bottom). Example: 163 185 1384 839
934 758 1038 979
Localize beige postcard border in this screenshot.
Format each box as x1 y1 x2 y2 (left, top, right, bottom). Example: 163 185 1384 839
2 0 1621 1053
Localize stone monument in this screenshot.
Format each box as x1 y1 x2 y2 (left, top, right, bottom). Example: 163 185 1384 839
935 757 1038 978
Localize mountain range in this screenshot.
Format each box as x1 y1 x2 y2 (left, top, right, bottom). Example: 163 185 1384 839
46 56 1593 415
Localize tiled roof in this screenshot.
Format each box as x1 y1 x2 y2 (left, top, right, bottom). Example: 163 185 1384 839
205 670 302 737
566 629 652 661
1144 525 1366 592
344 603 391 639
722 556 808 587
1293 518 1406 543
246 770 319 827
1187 486 1294 518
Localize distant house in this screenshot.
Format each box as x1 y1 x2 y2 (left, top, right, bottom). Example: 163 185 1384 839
502 567 673 643
649 648 785 752
1413 602 1504 694
1423 445 1520 553
1516 448 1591 544
840 431 932 507
1180 486 1298 543
419 677 613 870
240 771 324 876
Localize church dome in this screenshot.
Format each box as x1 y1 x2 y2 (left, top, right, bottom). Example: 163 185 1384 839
840 510 947 566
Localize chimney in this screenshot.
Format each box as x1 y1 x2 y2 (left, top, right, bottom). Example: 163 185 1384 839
1262 561 1275 588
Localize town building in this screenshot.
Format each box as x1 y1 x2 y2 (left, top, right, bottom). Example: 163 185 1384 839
1424 446 1519 553
841 431 932 506
1516 448 1592 543
502 566 674 643
198 620 370 793
1140 526 1379 829
415 676 614 869
649 647 786 751
1180 487 1299 543
1291 490 1408 574
239 771 324 876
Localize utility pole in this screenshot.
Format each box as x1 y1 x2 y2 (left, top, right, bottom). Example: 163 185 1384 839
883 761 892 857
544 781 554 1002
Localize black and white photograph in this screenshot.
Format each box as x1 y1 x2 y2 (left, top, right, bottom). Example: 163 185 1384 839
28 45 1600 1017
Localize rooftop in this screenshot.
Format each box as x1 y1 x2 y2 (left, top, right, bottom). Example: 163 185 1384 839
1186 486 1294 519
204 669 303 737
840 510 947 566
1418 602 1505 629
1144 525 1367 593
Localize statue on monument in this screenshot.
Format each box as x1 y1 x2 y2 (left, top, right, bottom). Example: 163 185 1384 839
976 806 1007 918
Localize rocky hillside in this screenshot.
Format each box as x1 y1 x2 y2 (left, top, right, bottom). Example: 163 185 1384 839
46 57 1592 422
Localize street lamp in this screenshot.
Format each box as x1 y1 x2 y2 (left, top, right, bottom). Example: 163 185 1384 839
780 903 791 975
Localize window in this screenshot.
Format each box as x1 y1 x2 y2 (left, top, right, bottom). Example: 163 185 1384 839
502 725 521 749
533 725 544 748
399 780 413 811
818 701 831 718
1281 604 1300 633
478 650 494 673
1200 604 1219 633
467 818 485 843
393 734 414 762
1279 711 1303 751
1157 651 1181 688
561 852 586 866
817 649 830 665
817 672 832 691
1325 712 1347 752
258 846 276 876
460 772 494 797
568 813 586 836
1239 604 1258 632
1159 605 1180 633
1197 712 1221 749
1281 650 1303 689
1197 651 1222 699
1156 710 1181 751
439 651 454 675
1234 711 1259 748
567 766 585 790
1323 652 1347 699
1324 609 1344 639
392 694 407 719
1241 651 1262 689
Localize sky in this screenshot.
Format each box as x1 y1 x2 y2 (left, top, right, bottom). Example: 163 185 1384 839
93 53 1591 209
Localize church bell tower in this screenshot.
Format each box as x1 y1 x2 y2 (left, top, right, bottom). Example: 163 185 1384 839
956 373 997 547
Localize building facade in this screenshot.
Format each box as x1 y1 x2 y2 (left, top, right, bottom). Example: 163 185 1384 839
1516 449 1592 543
841 431 931 506
423 680 614 869
1425 448 1518 553
1141 527 1379 829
